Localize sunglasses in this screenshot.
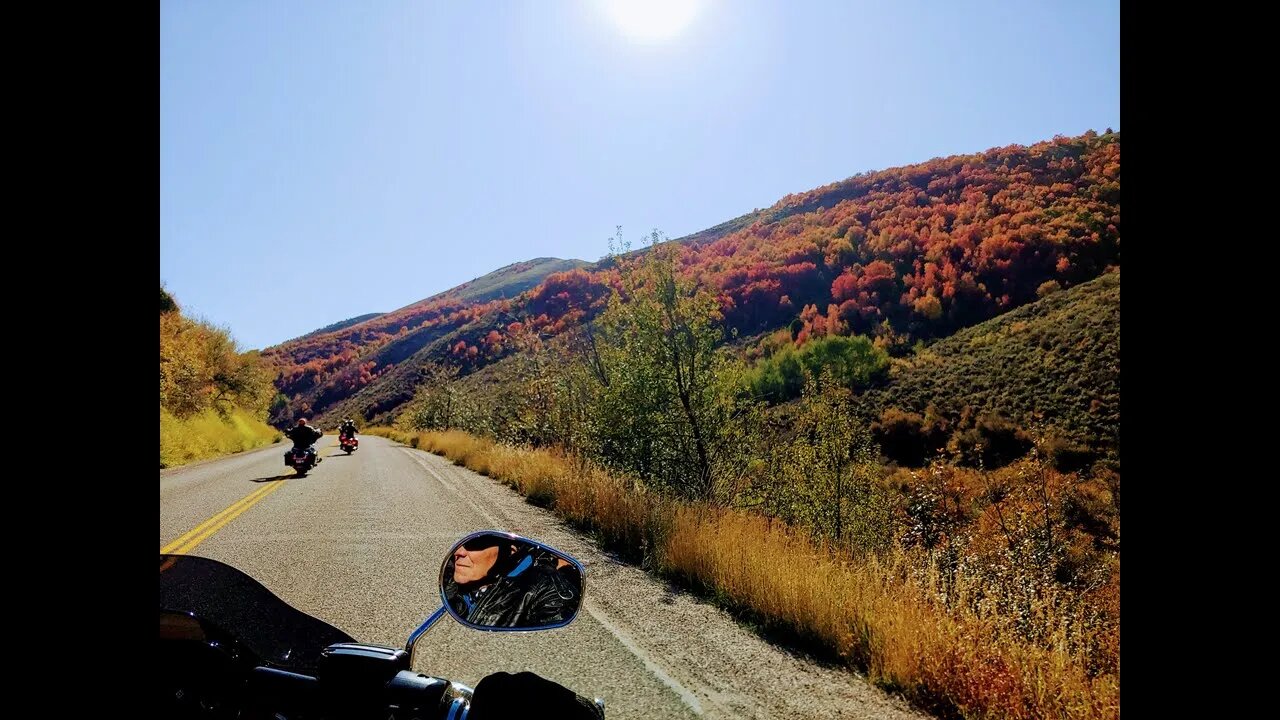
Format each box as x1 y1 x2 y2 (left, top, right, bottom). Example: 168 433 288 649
461 536 506 552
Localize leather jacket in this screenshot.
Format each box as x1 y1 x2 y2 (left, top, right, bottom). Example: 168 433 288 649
284 425 322 449
444 555 579 628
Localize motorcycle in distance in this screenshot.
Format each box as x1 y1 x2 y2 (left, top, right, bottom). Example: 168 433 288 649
339 434 359 454
159 530 605 719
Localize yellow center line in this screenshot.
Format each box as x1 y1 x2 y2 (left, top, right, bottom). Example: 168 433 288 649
161 481 287 555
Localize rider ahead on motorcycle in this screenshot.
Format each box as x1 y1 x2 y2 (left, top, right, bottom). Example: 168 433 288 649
338 417 357 442
283 418 323 466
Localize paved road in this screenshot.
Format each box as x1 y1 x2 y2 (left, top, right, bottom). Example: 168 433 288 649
160 435 928 719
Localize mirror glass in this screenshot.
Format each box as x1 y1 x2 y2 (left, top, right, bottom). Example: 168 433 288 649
438 532 584 631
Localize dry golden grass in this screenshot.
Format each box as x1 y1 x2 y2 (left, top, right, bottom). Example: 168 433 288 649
366 427 1118 720
160 406 281 468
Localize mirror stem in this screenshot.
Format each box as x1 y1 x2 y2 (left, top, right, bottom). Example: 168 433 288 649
405 605 447 659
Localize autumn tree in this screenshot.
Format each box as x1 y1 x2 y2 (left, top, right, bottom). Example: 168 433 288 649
586 231 761 502
160 288 275 418
769 371 892 554
401 363 473 432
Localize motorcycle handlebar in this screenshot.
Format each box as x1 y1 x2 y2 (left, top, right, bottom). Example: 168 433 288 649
246 667 602 719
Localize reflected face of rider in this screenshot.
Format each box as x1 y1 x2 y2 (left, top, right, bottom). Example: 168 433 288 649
453 543 500 585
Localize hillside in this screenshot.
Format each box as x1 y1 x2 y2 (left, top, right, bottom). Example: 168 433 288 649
858 269 1120 453
268 131 1120 427
447 257 590 305
290 313 386 342
398 269 1120 458
265 257 590 423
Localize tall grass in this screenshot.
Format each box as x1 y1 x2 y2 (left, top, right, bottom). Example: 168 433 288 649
160 406 281 468
369 427 1117 720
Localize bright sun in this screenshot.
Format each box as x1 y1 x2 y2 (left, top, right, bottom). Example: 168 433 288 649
602 0 701 42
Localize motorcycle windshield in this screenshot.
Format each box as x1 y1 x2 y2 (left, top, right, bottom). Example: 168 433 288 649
160 554 355 671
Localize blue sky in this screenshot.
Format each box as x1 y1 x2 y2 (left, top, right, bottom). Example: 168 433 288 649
160 0 1119 350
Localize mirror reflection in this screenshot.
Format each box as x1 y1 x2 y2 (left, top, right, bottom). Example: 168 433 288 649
440 532 583 630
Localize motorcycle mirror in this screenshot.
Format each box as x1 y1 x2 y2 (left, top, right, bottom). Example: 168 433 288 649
439 531 585 632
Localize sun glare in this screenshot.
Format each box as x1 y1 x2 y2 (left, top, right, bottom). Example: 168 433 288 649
601 0 701 42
